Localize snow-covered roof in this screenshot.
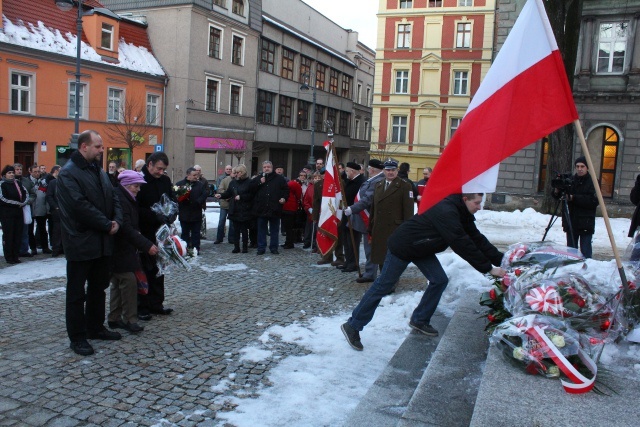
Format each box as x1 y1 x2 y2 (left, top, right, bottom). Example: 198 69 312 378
0 14 165 77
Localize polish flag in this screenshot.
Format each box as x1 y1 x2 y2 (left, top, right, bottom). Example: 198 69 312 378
418 0 578 213
317 140 343 256
353 192 370 231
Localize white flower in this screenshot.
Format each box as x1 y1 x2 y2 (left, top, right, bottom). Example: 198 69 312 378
547 365 560 377
513 347 526 360
549 334 565 348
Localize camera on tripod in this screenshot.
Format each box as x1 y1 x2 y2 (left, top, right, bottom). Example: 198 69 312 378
551 172 573 194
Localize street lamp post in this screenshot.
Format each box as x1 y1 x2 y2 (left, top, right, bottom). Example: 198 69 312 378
55 0 83 149
300 73 316 165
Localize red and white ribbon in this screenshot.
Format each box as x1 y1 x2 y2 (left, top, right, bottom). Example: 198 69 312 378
525 285 563 315
528 326 597 394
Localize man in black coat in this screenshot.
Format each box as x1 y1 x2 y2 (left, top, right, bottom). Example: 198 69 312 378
137 151 175 318
341 193 506 351
339 162 365 273
249 160 289 255
56 130 123 356
552 156 598 258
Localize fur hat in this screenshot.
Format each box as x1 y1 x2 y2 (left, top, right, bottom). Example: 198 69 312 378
118 170 146 186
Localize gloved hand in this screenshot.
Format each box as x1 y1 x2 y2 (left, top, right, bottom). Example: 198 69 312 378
308 208 313 214
344 207 352 216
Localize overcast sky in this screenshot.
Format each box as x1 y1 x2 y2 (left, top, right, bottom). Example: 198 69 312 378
301 0 379 49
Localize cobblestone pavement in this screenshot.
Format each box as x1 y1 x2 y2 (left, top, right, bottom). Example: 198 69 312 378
0 238 427 426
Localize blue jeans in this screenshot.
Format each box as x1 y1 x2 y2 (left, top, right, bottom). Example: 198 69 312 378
181 220 202 251
348 250 449 331
257 216 280 251
216 207 235 243
566 232 592 259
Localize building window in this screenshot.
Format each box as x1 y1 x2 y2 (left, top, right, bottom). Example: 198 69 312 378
11 72 33 113
366 87 371 106
213 0 225 6
537 136 549 192
339 111 350 136
68 82 87 119
354 119 360 139
357 83 362 104
395 70 409 93
597 22 628 73
342 75 352 99
107 88 123 122
297 100 310 129
456 22 471 48
429 0 443 6
364 121 370 140
316 63 326 91
329 69 339 95
257 90 274 124
232 35 244 65
281 48 295 80
206 78 219 112
453 71 468 95
600 126 619 197
327 108 337 130
397 24 411 48
230 84 242 115
101 23 114 50
458 0 472 5
400 0 412 8
260 38 276 73
315 105 325 132
209 26 222 59
232 0 244 16
146 94 160 125
299 56 312 83
392 115 408 143
279 96 293 127
450 117 461 140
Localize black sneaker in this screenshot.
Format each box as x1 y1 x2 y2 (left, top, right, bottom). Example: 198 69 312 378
138 313 152 321
87 327 122 341
123 322 144 333
341 322 363 351
70 339 94 356
409 321 438 337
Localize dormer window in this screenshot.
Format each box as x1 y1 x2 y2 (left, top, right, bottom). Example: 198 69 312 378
101 23 114 50
232 0 244 16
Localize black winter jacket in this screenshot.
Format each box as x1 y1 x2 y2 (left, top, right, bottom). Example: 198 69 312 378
387 195 503 273
56 151 123 261
249 172 289 218
112 186 154 273
219 177 254 222
553 173 598 235
629 174 640 237
0 179 28 215
138 165 174 241
175 179 208 223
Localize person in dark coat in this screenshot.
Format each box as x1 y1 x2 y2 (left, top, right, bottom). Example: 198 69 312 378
56 130 124 356
341 193 506 351
176 167 208 254
108 170 158 334
137 151 175 318
629 174 640 261
0 165 28 264
552 156 598 258
216 164 254 253
249 160 289 255
339 162 366 273
45 166 62 257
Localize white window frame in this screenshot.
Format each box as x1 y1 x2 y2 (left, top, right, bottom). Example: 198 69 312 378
229 83 243 115
232 0 245 16
68 81 88 120
356 83 362 104
456 22 471 49
208 24 224 60
366 87 371 107
364 121 370 140
458 0 472 6
453 71 469 95
146 93 161 125
397 23 411 48
231 33 245 66
107 87 124 122
400 0 413 8
597 21 628 74
354 119 360 139
101 23 114 50
450 117 462 140
205 76 221 112
395 70 409 94
10 70 35 114
391 115 408 143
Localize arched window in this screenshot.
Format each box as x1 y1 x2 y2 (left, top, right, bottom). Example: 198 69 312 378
599 126 619 197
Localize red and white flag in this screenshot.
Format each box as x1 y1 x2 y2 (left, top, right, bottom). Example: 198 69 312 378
419 0 578 213
317 140 343 256
353 192 370 231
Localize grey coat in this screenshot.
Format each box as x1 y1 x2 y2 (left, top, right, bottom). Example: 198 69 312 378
349 171 384 234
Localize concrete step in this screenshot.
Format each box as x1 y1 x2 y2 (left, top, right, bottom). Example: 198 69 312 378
398 289 488 427
343 313 450 427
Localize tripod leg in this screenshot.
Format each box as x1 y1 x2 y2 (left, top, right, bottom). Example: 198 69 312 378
542 199 562 242
562 197 576 247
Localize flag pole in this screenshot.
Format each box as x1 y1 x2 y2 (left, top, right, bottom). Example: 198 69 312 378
573 119 629 299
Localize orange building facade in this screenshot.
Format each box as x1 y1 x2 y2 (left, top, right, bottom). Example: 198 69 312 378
372 0 495 179
0 0 165 171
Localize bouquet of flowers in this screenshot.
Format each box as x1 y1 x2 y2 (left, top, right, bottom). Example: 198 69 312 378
155 224 191 275
491 314 597 394
151 194 178 225
501 241 584 271
173 182 192 203
479 270 523 332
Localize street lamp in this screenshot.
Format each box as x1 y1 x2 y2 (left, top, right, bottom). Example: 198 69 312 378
55 0 84 149
300 73 316 165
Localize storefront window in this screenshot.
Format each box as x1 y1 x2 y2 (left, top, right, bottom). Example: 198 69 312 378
106 148 132 169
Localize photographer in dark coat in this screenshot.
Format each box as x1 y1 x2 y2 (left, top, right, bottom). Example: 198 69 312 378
137 152 175 318
341 193 505 351
627 174 640 261
552 156 598 258
56 130 123 356
249 160 289 255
